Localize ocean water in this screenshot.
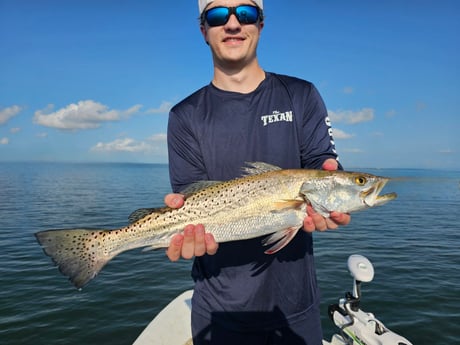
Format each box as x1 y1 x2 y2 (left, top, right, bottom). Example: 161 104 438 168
0 162 458 345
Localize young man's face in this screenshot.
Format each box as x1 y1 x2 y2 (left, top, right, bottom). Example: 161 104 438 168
200 0 264 68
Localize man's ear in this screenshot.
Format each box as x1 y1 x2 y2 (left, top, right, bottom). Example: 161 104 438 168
200 25 209 45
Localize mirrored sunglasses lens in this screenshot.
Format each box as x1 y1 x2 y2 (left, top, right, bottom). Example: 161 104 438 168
205 7 229 26
235 5 259 24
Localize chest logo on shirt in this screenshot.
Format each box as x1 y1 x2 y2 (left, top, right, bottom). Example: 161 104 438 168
261 110 293 126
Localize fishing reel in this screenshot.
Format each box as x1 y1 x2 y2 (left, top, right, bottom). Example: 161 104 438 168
327 255 413 345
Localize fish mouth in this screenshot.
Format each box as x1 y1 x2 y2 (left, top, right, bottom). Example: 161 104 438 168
361 179 397 207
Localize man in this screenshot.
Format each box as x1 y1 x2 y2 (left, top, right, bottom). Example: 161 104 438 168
164 1 350 344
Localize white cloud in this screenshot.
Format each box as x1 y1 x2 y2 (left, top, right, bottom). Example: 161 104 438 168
145 101 173 114
148 133 167 142
0 105 22 125
332 128 354 139
36 132 48 138
10 127 21 134
33 100 142 130
328 108 374 124
91 134 167 154
0 137 9 145
91 138 150 152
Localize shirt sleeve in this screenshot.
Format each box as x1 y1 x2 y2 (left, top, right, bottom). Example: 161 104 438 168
299 84 342 170
167 107 208 193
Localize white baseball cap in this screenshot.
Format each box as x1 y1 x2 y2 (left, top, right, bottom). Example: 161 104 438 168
198 0 263 14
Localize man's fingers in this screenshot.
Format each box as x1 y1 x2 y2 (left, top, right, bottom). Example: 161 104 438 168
330 211 351 226
166 234 184 262
193 224 206 257
303 216 315 232
167 224 218 261
321 158 339 171
305 205 327 231
181 224 196 259
305 205 341 232
310 211 328 231
205 233 219 255
164 193 185 208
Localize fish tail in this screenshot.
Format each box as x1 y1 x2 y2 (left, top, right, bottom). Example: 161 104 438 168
35 228 116 289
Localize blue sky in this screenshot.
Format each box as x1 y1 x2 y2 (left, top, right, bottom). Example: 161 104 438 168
1 0 459 169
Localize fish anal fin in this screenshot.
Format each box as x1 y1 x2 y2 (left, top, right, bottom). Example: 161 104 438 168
262 226 301 255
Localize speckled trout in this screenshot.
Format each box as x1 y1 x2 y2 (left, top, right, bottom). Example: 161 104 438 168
35 162 396 288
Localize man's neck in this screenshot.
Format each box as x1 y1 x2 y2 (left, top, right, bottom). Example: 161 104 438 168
211 59 265 94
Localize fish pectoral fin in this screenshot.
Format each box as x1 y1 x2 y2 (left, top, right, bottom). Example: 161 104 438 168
262 226 301 254
273 199 305 210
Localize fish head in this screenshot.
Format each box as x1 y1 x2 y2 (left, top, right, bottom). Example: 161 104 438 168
299 171 397 217
359 175 397 208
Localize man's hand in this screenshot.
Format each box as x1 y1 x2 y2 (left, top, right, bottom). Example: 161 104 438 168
164 194 219 261
303 159 351 232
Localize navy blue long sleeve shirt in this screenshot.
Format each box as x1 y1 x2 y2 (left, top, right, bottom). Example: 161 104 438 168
167 72 339 338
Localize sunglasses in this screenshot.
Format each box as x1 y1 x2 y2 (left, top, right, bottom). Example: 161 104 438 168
201 5 263 27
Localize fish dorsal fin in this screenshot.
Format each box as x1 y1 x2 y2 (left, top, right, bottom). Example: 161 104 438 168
179 180 222 196
127 180 222 224
128 207 174 224
242 162 282 176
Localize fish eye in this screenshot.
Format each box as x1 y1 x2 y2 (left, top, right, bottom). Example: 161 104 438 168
355 176 367 185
